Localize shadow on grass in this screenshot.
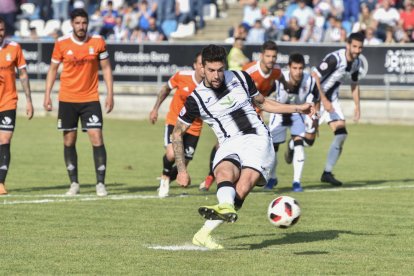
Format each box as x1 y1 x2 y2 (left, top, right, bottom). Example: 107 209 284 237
254 178 414 194
232 230 366 250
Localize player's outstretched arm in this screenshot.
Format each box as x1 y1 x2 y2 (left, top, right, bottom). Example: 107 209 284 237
100 58 114 113
253 93 314 115
149 84 171 124
351 83 360 122
44 62 59 111
18 68 34 119
171 120 191 187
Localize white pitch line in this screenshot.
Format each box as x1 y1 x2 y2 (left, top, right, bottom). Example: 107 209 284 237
2 184 414 205
148 244 209 251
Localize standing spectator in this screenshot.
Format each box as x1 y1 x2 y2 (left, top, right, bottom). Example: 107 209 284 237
156 0 177 38
89 8 104 34
292 0 315 28
227 37 249 70
0 0 18 36
323 16 343 42
191 0 205 29
101 0 119 38
52 0 70 21
111 16 129 41
282 17 302 42
343 0 360 22
44 9 114 196
0 18 34 195
176 0 193 24
122 5 139 32
352 3 376 33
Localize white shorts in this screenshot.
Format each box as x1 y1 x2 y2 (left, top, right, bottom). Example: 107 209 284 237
213 134 275 186
319 100 345 124
268 113 306 144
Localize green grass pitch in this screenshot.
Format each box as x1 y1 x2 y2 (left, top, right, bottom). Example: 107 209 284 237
1 116 413 274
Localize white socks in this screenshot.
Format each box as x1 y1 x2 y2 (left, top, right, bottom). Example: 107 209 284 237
325 134 347 172
293 145 305 183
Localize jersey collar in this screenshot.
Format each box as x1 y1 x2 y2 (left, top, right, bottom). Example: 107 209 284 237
70 33 89 45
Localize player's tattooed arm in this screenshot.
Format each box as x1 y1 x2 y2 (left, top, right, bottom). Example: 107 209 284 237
171 120 191 187
149 84 172 124
19 68 34 119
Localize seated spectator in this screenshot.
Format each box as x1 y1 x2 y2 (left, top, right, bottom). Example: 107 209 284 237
313 7 326 29
399 0 414 32
89 8 104 34
300 17 323 42
52 0 70 21
130 26 147 43
122 5 139 32
111 16 129 42
227 37 249 70
137 0 153 31
282 17 302 42
343 0 360 23
364 26 382 44
373 0 400 40
146 16 166 41
352 3 377 33
241 0 263 29
157 0 177 38
246 19 266 43
291 0 314 28
226 23 248 43
323 15 343 42
384 26 396 43
263 7 288 41
101 0 119 38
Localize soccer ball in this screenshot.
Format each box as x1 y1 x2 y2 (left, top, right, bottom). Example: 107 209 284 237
267 196 301 228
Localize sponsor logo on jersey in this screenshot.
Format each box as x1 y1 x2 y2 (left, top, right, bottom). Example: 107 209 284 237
185 146 195 158
219 96 235 107
89 46 94 55
320 62 328 71
6 53 11 61
67 50 73 55
184 86 189 92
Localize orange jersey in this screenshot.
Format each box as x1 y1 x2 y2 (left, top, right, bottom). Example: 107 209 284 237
0 41 26 112
166 70 202 136
51 34 109 103
243 61 281 97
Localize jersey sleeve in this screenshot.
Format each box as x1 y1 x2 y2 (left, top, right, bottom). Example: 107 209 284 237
98 38 109 60
178 96 200 125
308 81 319 103
240 71 259 97
313 54 337 79
16 44 27 69
167 72 179 90
51 41 62 64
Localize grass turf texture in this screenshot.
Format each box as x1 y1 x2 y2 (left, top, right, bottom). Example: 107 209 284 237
1 117 413 274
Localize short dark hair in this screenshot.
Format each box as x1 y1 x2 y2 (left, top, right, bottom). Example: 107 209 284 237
70 8 89 22
193 52 202 64
261 40 278 53
288 53 305 66
201 44 227 66
347 32 365 44
0 17 5 26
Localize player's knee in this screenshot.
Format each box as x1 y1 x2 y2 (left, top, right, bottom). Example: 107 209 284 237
334 128 347 148
304 137 315 147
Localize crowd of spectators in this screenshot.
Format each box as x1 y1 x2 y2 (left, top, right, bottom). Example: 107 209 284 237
0 0 223 41
227 0 414 45
1 0 414 44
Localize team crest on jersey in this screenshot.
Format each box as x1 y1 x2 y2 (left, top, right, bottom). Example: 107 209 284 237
179 106 186 116
183 86 189 92
5 53 11 61
67 50 73 55
89 46 94 55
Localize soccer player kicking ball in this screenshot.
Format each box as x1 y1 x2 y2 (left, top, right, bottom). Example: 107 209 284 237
44 9 114 196
311 32 364 186
267 53 319 192
0 18 34 195
172 45 313 249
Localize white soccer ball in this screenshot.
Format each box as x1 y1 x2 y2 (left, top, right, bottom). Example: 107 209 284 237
267 196 301 228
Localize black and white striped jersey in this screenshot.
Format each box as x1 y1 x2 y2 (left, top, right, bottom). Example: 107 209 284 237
275 70 319 105
313 48 361 102
178 70 269 144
